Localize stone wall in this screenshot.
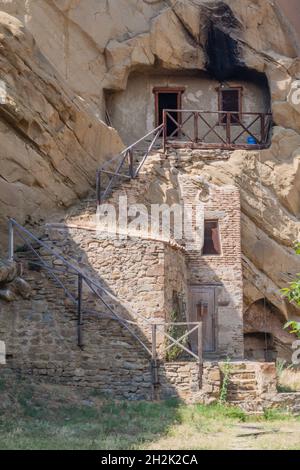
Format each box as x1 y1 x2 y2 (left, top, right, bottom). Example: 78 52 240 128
144 155 243 358
188 184 244 358
0 218 241 402
44 226 188 345
0 224 192 396
269 392 300 413
0 265 152 399
0 256 199 401
159 362 200 401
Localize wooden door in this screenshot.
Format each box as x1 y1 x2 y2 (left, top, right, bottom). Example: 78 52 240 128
189 286 216 354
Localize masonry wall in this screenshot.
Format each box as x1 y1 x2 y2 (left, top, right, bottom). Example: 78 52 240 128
66 154 244 359
44 227 188 344
168 157 244 359
191 185 244 358
0 266 153 399
0 239 184 399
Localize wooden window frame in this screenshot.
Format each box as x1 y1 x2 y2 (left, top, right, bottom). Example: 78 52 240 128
217 86 243 126
153 87 185 128
202 219 222 257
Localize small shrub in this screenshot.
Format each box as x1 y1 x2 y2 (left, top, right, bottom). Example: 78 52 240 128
219 358 232 404
281 243 300 316
263 408 292 421
283 321 300 338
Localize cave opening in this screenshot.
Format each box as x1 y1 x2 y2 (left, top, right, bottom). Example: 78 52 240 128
244 299 294 363
244 332 277 362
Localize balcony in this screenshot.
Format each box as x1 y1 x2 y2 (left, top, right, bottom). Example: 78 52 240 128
162 109 272 151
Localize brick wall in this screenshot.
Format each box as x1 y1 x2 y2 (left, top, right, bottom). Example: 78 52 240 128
191 185 244 358
171 159 244 359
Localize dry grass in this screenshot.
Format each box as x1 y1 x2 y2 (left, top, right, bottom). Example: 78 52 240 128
144 420 300 450
278 368 300 392
0 372 300 450
144 406 300 450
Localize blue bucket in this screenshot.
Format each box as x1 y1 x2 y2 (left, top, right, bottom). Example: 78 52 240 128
247 136 257 145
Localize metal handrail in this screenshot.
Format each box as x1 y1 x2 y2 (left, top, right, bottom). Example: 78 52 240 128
8 218 152 356
8 219 203 363
96 124 164 205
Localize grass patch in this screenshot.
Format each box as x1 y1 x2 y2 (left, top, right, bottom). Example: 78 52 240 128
0 373 299 450
263 408 293 421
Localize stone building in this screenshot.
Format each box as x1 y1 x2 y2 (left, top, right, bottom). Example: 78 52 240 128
0 1 300 409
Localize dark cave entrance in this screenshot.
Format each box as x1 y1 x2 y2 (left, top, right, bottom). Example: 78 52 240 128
244 332 277 362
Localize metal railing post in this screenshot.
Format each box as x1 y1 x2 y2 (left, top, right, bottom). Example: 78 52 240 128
152 323 157 362
194 112 199 143
198 321 203 388
151 323 159 400
128 149 134 179
96 170 101 206
77 274 83 348
226 112 231 145
163 111 167 153
8 219 14 262
260 113 265 144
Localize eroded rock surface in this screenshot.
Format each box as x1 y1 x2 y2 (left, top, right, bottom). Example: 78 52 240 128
0 11 122 253
0 259 30 302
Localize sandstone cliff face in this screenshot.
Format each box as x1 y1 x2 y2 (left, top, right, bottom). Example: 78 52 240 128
0 11 122 254
0 1 299 326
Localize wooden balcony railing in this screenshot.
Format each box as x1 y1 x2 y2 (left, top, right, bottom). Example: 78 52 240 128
96 110 272 206
162 109 272 151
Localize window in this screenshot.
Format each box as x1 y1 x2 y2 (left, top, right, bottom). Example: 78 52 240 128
218 87 242 125
203 220 221 256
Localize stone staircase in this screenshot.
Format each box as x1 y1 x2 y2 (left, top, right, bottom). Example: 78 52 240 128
226 365 259 408
222 362 285 414
62 149 168 230
62 144 233 229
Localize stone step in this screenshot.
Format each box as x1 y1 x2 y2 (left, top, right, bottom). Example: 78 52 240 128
227 371 256 380
227 391 258 401
227 377 257 384
223 362 257 370
228 382 258 392
228 377 257 384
